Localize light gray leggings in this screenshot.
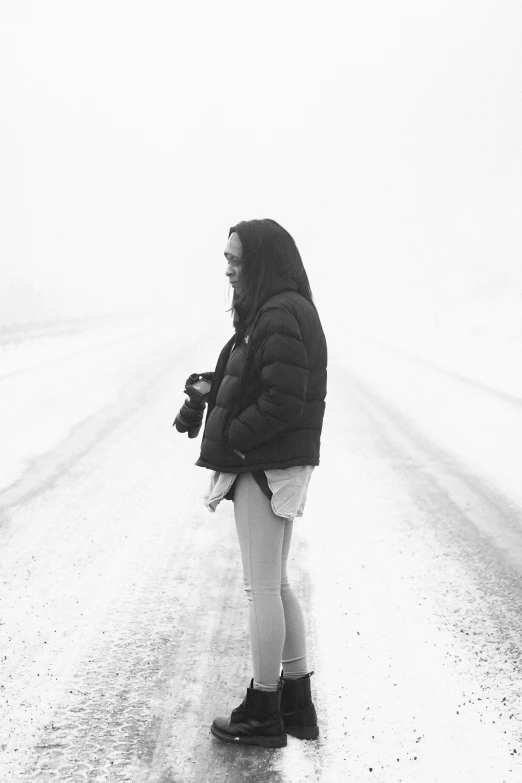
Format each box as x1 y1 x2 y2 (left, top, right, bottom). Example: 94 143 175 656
233 472 308 689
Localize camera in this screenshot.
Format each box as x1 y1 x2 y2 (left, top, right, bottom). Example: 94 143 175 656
185 376 212 404
173 373 213 438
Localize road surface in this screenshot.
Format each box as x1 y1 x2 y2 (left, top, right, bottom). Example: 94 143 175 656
1 315 522 782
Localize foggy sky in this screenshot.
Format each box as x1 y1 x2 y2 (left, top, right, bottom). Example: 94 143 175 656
1 0 521 327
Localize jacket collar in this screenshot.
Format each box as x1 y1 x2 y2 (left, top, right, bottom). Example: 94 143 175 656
233 276 299 333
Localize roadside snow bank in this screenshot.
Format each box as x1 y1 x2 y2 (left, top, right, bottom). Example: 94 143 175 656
338 283 522 402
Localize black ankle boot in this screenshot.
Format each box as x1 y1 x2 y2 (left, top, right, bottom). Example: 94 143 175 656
281 671 319 740
211 680 287 748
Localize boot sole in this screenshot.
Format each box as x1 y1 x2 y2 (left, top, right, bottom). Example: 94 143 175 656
284 724 319 740
210 724 287 748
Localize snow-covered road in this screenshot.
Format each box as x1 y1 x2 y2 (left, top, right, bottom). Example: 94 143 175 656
1 316 522 782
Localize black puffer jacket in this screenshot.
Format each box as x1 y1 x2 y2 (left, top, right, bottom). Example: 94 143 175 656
196 280 327 473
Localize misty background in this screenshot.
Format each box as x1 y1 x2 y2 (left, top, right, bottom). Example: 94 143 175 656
1 0 521 350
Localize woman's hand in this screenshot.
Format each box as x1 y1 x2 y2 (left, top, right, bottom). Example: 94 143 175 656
173 372 214 438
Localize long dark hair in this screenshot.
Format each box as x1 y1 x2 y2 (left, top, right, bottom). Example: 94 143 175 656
229 219 315 326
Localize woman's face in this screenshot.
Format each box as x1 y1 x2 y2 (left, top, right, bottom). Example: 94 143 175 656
225 253 243 295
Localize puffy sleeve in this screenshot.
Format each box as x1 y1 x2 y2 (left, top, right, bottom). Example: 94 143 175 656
225 307 309 452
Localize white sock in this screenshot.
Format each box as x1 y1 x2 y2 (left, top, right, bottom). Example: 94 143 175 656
253 680 279 691
282 670 309 679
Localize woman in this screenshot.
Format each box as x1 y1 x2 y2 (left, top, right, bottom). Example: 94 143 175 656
178 219 327 748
